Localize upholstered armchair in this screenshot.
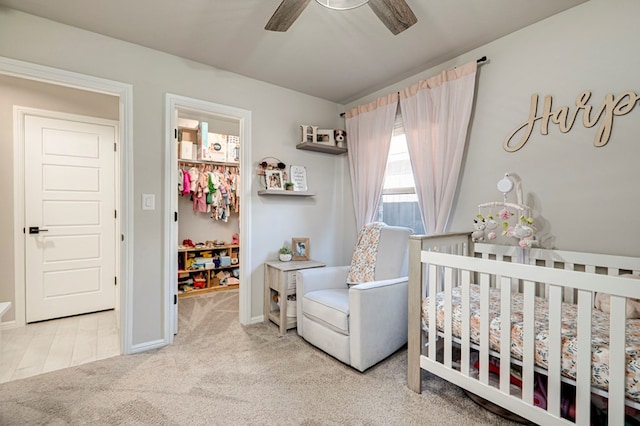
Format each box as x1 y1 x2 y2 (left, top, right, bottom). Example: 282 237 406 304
296 223 413 372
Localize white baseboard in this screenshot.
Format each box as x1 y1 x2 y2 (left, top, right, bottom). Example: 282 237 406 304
129 339 167 354
1 319 17 330
250 315 264 324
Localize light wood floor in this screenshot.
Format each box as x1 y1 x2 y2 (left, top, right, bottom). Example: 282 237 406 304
0 309 120 383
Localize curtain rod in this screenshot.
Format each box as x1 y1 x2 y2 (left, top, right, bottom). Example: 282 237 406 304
339 56 487 117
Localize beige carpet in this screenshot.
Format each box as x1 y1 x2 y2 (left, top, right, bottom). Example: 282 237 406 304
0 290 519 425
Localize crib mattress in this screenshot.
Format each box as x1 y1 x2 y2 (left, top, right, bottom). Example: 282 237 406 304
421 284 640 401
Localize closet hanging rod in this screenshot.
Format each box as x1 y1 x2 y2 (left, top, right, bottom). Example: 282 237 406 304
339 56 487 117
178 159 238 168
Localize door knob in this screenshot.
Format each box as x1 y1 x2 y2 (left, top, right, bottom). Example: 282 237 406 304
28 226 49 234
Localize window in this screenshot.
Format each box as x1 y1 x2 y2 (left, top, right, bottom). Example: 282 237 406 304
378 116 425 234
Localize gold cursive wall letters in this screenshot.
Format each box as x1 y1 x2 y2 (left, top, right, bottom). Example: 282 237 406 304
504 91 640 152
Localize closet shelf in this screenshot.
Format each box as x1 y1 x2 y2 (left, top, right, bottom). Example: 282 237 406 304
178 245 240 298
258 190 316 197
179 244 239 252
179 264 239 274
178 159 239 167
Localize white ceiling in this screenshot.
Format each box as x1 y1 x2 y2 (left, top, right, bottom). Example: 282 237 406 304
0 0 588 104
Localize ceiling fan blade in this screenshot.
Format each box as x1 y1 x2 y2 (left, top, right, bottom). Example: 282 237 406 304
367 0 417 35
265 0 312 32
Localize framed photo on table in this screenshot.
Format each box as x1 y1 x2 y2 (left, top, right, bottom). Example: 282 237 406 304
292 237 310 261
266 170 284 190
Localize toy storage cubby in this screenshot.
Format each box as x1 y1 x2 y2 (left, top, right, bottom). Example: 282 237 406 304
178 245 240 297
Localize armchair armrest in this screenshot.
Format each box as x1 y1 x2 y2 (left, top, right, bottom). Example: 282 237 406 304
296 265 350 296
348 276 407 292
348 277 409 372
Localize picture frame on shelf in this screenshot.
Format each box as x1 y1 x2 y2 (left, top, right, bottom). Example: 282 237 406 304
292 237 310 261
290 165 308 192
316 129 335 146
266 170 284 190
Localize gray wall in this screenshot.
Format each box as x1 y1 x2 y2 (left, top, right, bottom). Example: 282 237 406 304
345 0 640 257
0 8 348 346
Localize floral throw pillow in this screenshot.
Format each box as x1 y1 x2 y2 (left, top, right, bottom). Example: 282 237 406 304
346 222 386 284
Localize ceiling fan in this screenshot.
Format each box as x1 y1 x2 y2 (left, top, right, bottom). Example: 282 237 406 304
265 0 418 35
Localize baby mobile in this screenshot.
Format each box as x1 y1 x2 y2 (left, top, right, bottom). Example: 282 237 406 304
472 173 537 248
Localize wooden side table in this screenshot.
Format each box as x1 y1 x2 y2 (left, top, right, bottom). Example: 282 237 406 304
264 260 325 335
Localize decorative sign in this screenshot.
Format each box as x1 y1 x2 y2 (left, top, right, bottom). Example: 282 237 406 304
300 125 318 144
504 91 640 152
290 165 308 192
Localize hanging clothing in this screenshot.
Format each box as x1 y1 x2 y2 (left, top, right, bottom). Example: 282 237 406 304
182 169 191 195
193 192 207 213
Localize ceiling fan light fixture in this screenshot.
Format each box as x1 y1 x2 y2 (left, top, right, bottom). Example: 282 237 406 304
266 0 416 35
315 0 369 11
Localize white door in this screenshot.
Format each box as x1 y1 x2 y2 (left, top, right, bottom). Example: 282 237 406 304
24 114 117 323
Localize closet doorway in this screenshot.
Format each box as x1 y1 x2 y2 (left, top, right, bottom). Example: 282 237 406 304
165 94 252 337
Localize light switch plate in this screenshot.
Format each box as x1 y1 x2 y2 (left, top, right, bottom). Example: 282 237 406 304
142 193 155 211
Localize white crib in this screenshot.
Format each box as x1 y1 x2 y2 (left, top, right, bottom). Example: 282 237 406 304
407 233 640 425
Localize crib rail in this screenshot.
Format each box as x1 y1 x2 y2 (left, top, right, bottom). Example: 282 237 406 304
408 233 471 393
474 243 640 301
420 251 640 425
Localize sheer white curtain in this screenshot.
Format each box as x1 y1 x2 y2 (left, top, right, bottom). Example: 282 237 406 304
345 93 398 230
400 61 477 234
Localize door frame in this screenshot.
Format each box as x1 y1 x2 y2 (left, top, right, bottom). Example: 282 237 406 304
165 94 252 339
3 56 135 354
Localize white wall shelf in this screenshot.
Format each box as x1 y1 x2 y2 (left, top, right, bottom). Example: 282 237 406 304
296 142 347 155
258 190 316 197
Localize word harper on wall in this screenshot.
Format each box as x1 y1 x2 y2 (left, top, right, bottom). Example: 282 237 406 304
504 91 639 152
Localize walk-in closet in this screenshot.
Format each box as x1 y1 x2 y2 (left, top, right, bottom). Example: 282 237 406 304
176 114 241 298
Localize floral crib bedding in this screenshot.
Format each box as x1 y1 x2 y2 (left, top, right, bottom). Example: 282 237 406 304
421 284 640 401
